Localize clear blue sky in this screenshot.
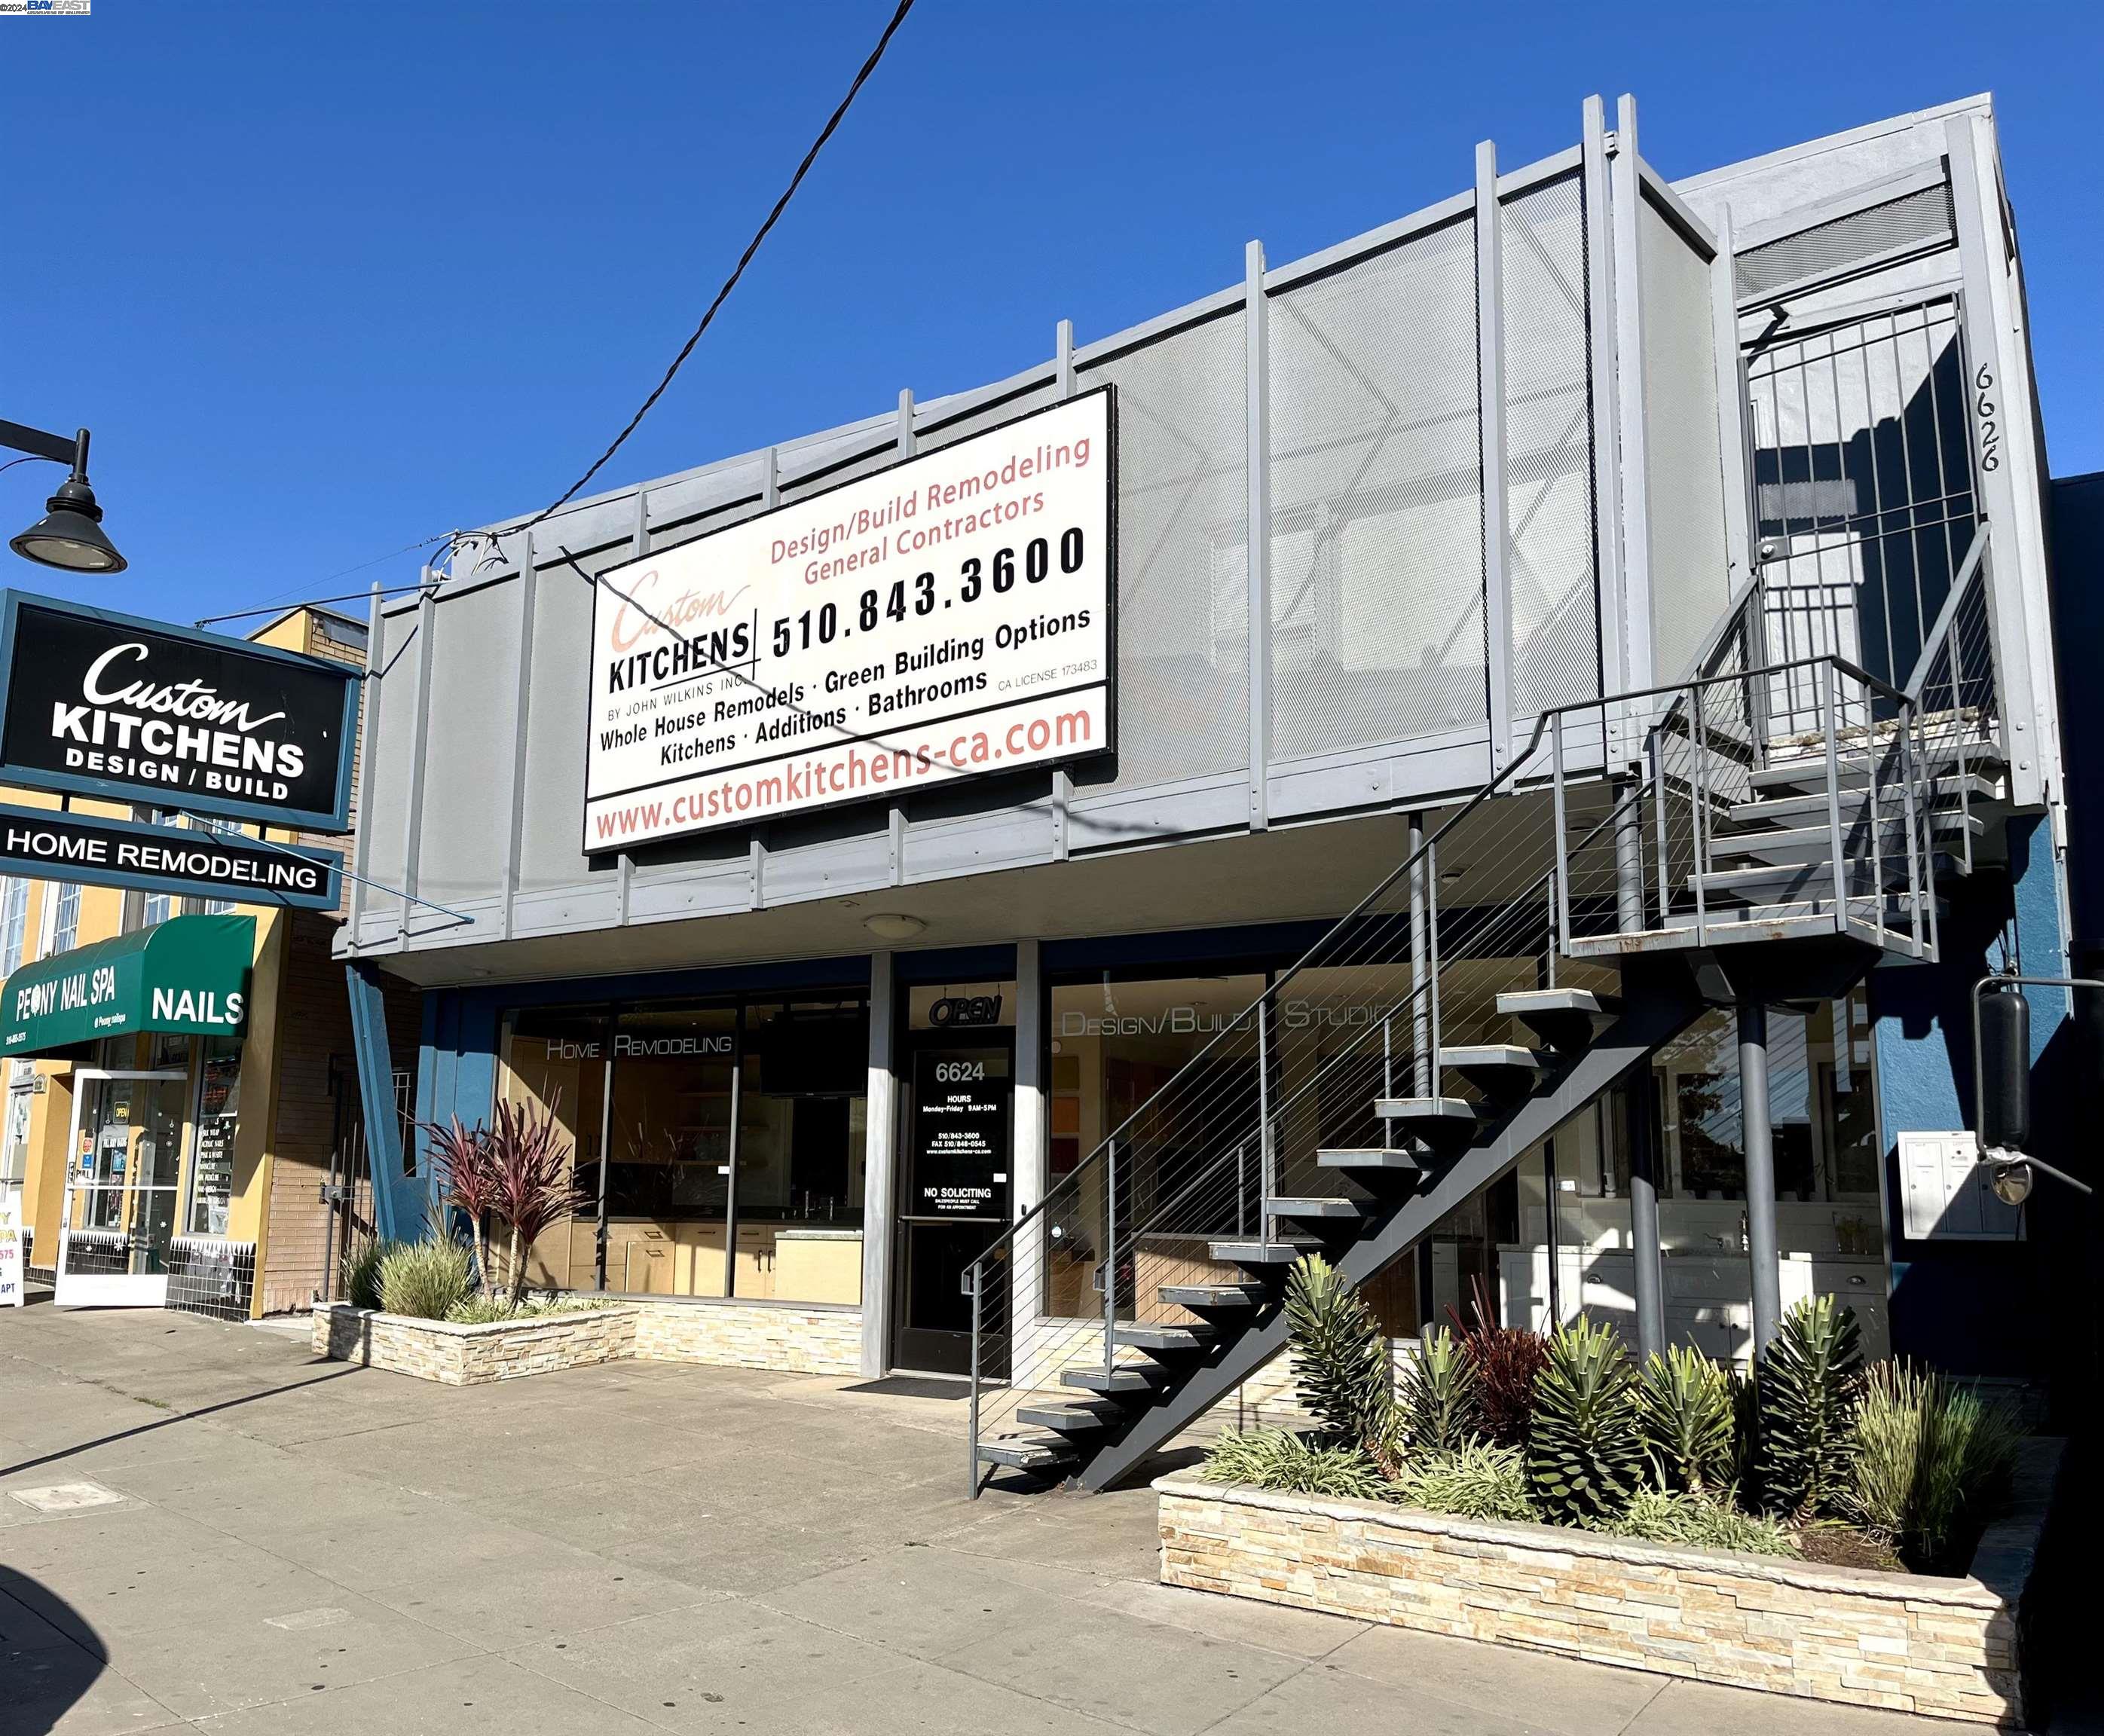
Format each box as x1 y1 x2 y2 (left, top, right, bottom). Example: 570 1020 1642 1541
5 1 2099 628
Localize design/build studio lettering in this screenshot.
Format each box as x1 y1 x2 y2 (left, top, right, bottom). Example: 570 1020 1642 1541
583 389 1115 848
0 594 359 831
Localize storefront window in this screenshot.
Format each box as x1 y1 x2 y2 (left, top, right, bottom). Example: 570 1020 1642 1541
185 1037 241 1236
737 998 867 1304
1047 971 1267 1323
497 1005 610 1291
496 992 867 1304
1504 989 1886 1360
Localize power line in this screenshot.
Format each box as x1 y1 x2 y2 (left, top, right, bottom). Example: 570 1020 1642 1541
196 0 916 637
507 0 917 538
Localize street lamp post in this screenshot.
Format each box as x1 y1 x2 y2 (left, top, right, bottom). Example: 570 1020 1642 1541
2 418 125 574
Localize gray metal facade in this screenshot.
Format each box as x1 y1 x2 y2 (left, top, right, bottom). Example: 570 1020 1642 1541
342 92 2064 987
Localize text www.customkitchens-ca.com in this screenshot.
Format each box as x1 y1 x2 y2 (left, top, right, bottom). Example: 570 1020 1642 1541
592 704 1093 841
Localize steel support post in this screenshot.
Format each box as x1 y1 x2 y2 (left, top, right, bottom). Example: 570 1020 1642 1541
1409 813 1432 1096
859 952 898 1376
1738 1000 1781 1355
1244 240 1272 830
722 1005 745 1297
1476 139 1513 770
1626 1077 1665 1361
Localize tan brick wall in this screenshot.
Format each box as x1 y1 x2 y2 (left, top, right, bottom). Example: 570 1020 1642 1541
314 1303 638 1386
631 1297 862 1376
1158 1475 2041 1727
259 910 358 1313
314 1296 863 1382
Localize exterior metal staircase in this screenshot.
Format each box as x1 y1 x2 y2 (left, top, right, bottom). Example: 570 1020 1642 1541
964 533 2008 1496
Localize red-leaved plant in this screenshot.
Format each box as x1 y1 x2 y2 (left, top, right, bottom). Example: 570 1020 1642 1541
423 1099 584 1308
426 1115 502 1299
1447 1273 1548 1448
482 1096 586 1307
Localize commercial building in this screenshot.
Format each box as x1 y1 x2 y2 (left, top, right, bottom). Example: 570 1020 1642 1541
5 605 416 1319
339 91 2095 1477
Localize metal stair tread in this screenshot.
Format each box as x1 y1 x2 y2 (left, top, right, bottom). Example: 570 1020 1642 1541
1436 1043 1549 1071
1317 1147 1421 1172
1748 747 2005 793
1372 1096 1478 1121
1015 1402 1117 1433
1112 1322 1219 1352
1061 1366 1169 1395
1158 1282 1265 1308
1265 1195 1365 1219
977 1436 1078 1471
1494 988 1617 1017
1207 1237 1320 1265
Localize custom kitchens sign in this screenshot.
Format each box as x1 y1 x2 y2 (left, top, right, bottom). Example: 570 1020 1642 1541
0 593 359 832
583 389 1115 850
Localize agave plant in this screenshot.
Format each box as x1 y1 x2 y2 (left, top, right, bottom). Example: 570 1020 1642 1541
1282 1255 1399 1472
1758 1294 1864 1522
1636 1345 1735 1494
482 1096 587 1307
1401 1325 1481 1453
1527 1316 1646 1524
1447 1273 1546 1449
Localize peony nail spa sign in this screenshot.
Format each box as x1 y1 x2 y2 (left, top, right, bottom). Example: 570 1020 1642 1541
0 593 360 832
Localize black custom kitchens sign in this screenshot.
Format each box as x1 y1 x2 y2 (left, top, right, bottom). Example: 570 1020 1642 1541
910 1049 1011 1220
0 592 359 832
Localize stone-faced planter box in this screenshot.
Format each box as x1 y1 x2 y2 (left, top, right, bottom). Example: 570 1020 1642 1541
1158 1440 2063 1728
313 1301 639 1386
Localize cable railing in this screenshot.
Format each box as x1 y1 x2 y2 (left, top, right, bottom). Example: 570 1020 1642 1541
964 629 1952 1484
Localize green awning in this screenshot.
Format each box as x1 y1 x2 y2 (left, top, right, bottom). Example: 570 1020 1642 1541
1 913 255 1057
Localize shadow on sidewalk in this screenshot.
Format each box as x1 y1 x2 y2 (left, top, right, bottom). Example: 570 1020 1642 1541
1 1565 107 1735
0 1365 364 1480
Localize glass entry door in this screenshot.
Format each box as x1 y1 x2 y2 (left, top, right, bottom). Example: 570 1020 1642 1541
54 1069 189 1308
893 1036 1013 1375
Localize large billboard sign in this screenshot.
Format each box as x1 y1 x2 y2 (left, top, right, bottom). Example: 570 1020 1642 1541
0 593 359 833
583 387 1114 851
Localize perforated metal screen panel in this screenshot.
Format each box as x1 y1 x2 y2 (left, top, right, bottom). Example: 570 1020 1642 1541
1500 172 1599 717
1735 184 1954 304
1076 310 1249 793
417 583 522 905
1639 197 1732 684
1266 217 1485 759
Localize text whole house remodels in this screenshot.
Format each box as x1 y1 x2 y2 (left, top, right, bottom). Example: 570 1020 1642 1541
583 390 1115 848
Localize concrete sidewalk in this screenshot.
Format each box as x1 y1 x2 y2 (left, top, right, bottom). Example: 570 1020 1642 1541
2 1303 1954 1734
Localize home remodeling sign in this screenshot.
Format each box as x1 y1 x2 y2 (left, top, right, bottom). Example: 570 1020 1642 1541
0 804 341 912
583 389 1115 849
0 593 360 831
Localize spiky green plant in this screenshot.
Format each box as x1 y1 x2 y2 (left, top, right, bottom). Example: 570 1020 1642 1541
1602 1487 1800 1558
1758 1295 1864 1521
1385 1443 1534 1522
376 1238 473 1321
1283 1255 1398 1469
342 1237 405 1310
1636 1345 1735 1494
1527 1316 1647 1524
1845 1359 2023 1572
1401 1325 1481 1453
1728 1365 1762 1499
1201 1429 1387 1501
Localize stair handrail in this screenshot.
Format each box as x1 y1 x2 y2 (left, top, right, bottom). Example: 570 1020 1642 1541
1898 524 1989 704
964 646 1919 1341
966 646 1919 1277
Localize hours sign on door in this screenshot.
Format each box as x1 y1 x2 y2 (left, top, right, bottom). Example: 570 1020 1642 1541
583 388 1115 850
